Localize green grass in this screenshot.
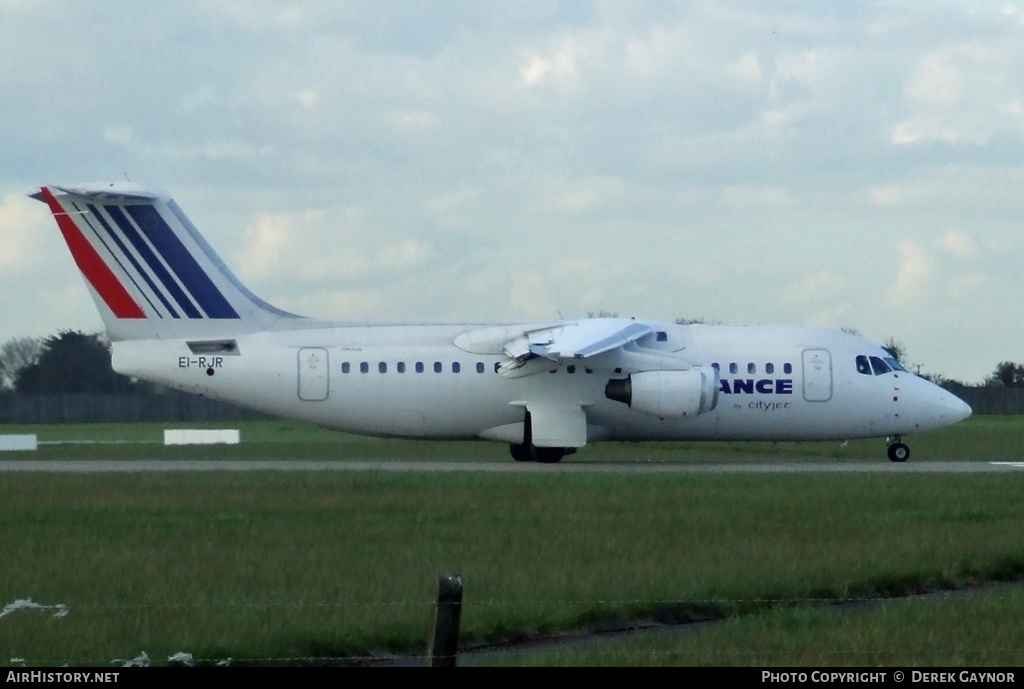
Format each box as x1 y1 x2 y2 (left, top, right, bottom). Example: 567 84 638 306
1 414 1022 461
467 584 1024 666
2 464 1024 666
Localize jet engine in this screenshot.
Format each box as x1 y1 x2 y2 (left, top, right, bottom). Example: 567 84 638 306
604 368 719 418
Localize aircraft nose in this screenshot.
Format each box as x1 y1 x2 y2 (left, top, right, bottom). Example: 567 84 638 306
897 377 972 432
944 389 972 423
920 382 972 427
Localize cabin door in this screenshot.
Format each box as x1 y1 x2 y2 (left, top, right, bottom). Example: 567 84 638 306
802 348 833 402
298 347 329 401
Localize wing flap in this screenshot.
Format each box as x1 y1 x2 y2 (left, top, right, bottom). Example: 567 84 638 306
499 318 653 377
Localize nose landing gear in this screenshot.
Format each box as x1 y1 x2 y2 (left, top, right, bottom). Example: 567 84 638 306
887 437 910 462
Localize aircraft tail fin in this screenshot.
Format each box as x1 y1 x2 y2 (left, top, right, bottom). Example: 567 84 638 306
34 183 299 342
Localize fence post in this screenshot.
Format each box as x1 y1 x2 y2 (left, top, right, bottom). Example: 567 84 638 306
428 574 463 667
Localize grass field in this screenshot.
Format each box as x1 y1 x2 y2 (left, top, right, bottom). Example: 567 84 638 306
1 417 1023 666
2 414 1023 462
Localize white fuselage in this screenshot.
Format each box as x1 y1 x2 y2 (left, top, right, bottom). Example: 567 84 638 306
111 320 970 445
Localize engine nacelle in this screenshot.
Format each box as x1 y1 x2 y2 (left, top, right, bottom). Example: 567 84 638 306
604 368 719 418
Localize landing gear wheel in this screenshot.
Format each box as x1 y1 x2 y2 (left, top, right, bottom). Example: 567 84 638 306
532 446 567 464
510 443 533 462
887 442 910 463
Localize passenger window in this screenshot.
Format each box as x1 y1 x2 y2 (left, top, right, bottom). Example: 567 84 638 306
567 365 576 374
729 363 738 374
378 362 387 374
476 362 485 373
784 363 793 374
747 363 756 374
452 362 461 373
870 356 891 375
712 362 720 370
342 362 350 374
434 362 442 373
494 362 501 373
415 362 424 373
856 355 871 375
765 363 774 374
397 362 406 373
360 362 369 374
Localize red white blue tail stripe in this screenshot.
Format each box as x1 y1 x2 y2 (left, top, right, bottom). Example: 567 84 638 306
35 183 296 341
40 186 240 321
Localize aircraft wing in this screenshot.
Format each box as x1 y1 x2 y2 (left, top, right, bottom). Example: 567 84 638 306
500 318 653 378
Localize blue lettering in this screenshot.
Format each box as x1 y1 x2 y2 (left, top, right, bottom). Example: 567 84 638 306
732 379 754 394
719 378 794 395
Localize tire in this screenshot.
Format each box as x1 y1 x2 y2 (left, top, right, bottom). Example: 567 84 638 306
532 446 566 464
887 442 910 462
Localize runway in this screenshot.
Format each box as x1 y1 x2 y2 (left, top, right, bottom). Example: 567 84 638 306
1 459 1022 473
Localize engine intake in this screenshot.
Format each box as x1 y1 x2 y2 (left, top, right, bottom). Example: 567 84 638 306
605 368 719 418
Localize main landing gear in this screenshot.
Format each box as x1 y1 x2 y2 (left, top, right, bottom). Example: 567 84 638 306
887 436 910 463
510 443 570 463
509 410 573 463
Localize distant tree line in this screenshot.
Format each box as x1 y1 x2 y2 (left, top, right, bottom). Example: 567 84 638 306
0 330 152 395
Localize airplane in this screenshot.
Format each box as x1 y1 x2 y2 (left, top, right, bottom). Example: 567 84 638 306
32 182 972 463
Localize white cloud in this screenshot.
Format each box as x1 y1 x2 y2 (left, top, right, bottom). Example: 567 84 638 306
625 26 682 77
517 32 605 91
725 52 762 80
785 270 846 302
893 41 1024 145
293 89 320 110
234 207 429 290
940 230 978 259
867 183 934 208
235 212 297 281
720 186 792 208
103 126 134 146
376 240 431 271
508 270 553 317
947 273 988 300
532 175 625 215
0 194 46 279
427 188 480 231
773 50 824 91
385 109 440 134
1 1 1023 385
888 239 934 305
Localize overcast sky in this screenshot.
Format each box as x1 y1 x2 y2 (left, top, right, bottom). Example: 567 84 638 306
1 1 1022 384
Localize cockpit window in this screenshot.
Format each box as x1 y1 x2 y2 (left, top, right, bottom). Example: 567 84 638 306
857 354 904 376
